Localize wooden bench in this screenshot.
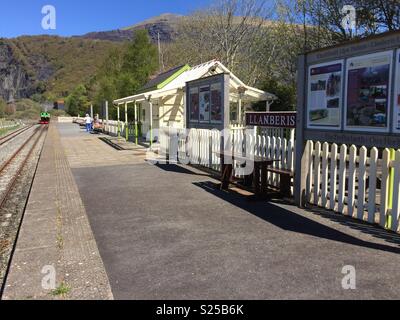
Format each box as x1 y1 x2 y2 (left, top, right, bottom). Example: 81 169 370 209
216 151 279 200
267 167 294 197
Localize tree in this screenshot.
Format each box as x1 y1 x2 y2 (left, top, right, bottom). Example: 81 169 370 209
65 84 89 116
90 29 159 119
299 0 400 42
122 29 159 86
165 0 276 86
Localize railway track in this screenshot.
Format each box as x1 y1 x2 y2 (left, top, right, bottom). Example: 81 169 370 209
0 124 48 294
0 125 47 211
0 125 34 147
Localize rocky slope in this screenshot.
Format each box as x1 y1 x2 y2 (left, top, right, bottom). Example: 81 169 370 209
0 41 34 101
0 14 180 102
78 13 182 42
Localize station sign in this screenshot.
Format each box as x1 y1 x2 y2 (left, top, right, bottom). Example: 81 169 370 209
245 112 296 128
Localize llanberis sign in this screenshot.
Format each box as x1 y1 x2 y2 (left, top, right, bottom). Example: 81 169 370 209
245 112 296 128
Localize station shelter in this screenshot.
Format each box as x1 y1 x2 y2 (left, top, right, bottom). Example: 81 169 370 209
113 59 276 145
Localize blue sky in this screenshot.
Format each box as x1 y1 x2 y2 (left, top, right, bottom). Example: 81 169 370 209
0 0 213 38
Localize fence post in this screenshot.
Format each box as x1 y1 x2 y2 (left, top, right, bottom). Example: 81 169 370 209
368 147 378 223
381 149 390 227
313 142 321 206
329 143 338 211
294 54 307 207
390 150 400 232
338 144 347 214
357 146 367 220
347 145 357 217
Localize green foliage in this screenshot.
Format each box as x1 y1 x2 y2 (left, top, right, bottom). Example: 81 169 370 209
90 30 159 119
51 282 70 297
6 99 43 120
65 84 89 116
49 109 68 117
252 78 296 112
122 29 159 85
7 36 122 99
0 98 6 118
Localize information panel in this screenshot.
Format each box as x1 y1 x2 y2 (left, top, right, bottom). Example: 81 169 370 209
307 61 343 129
394 49 400 133
210 82 223 123
199 86 210 123
189 87 199 122
186 73 229 130
345 50 393 132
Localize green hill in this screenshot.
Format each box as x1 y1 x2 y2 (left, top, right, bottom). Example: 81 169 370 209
0 36 122 102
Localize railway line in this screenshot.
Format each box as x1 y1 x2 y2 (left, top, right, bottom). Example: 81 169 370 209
0 124 48 293
0 125 34 147
0 125 47 209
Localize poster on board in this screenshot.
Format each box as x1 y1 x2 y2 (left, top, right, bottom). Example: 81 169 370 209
189 87 199 122
307 61 343 129
210 83 222 123
199 86 210 122
394 49 400 133
345 50 393 131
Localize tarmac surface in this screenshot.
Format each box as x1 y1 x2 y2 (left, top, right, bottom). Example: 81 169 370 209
5 122 400 299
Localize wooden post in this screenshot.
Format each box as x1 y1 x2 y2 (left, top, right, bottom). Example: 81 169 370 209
105 101 109 133
117 105 121 139
386 148 396 229
238 95 242 125
134 101 138 145
125 102 128 142
149 100 153 148
294 55 307 207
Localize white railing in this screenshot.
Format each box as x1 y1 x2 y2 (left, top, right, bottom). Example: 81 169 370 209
159 126 295 193
306 140 400 233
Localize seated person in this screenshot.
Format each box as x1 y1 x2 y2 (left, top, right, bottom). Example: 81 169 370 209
92 115 104 132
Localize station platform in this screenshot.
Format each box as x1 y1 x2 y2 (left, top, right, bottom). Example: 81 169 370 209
2 123 117 299
3 122 400 299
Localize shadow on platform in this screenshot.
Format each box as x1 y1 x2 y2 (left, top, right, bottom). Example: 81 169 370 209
193 181 400 255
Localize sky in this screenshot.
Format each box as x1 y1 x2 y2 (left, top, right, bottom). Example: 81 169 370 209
0 0 213 38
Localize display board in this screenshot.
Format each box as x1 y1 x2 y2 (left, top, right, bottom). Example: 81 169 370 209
345 51 393 132
394 49 400 133
307 61 343 129
295 30 400 207
186 73 229 130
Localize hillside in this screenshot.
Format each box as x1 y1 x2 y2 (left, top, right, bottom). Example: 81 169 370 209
0 36 122 102
0 14 182 103
79 13 182 42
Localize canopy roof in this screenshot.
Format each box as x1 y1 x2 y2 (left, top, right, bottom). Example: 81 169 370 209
114 60 277 105
135 64 190 94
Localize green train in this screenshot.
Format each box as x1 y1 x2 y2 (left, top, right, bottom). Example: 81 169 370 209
40 112 50 124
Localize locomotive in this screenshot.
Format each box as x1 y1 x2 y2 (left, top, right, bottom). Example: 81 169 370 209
40 112 50 124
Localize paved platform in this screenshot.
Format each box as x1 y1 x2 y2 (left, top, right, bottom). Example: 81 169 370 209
4 122 400 299
3 124 113 299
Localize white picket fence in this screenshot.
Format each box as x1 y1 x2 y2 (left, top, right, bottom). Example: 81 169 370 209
159 126 295 192
306 140 400 233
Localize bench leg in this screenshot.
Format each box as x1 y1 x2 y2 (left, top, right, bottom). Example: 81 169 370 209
253 163 261 196
221 164 233 190
261 162 268 195
280 174 291 197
